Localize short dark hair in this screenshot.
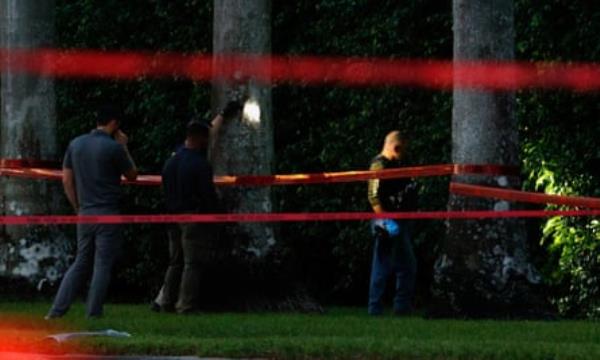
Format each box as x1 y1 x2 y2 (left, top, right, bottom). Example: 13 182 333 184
96 105 122 126
186 119 211 138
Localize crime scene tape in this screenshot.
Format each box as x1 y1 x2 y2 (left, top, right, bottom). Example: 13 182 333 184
2 161 598 207
0 210 598 226
1 49 600 90
0 163 518 186
0 158 61 169
450 182 600 209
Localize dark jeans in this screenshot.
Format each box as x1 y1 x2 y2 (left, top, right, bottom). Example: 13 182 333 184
48 221 122 317
368 220 416 315
155 223 219 313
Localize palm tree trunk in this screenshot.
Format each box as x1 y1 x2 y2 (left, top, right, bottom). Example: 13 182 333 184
0 0 69 287
431 0 544 317
211 0 275 257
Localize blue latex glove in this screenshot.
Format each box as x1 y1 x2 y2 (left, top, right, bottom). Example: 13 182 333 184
374 219 400 237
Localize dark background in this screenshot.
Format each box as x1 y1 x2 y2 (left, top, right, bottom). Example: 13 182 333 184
46 0 600 317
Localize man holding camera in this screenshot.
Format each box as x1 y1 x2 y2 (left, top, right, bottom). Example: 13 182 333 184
367 130 418 316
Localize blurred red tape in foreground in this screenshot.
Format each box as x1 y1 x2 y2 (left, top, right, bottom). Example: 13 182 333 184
1 49 600 91
0 317 78 357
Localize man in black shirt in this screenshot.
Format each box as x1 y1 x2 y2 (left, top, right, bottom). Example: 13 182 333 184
367 130 418 316
153 99 240 313
153 119 221 313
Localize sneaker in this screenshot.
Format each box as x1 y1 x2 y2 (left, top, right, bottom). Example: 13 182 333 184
150 301 175 313
44 313 62 320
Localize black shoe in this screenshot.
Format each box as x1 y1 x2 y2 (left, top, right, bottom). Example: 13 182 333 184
150 301 161 312
162 303 176 313
393 306 414 317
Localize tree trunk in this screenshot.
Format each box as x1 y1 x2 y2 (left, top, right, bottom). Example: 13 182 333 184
431 0 543 317
0 0 69 288
211 0 274 257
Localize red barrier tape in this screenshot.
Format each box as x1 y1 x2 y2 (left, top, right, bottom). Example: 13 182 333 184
0 210 598 225
0 167 63 182
214 165 456 186
4 163 598 214
0 159 60 169
450 182 600 209
453 164 521 177
1 49 600 91
0 163 517 186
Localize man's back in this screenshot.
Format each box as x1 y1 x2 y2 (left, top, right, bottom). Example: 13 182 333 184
162 148 218 214
64 129 132 213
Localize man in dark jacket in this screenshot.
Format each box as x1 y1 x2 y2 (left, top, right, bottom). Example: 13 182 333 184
367 130 418 316
153 120 220 313
153 101 240 313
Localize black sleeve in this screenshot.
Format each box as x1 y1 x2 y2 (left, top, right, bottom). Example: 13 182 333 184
161 155 179 212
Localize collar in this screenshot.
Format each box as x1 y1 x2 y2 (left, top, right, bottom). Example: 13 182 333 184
91 129 112 138
179 146 208 157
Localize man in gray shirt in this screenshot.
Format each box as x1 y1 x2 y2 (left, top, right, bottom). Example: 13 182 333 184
46 105 137 319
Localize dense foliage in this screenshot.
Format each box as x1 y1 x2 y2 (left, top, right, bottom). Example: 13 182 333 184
516 1 600 318
52 1 599 316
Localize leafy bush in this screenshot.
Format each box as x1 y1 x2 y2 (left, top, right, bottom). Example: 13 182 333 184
522 137 599 318
516 0 600 318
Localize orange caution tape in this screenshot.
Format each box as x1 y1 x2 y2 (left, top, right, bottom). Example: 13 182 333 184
0 163 518 186
450 182 600 209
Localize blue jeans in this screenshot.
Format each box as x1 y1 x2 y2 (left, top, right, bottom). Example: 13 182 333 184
48 216 122 318
368 220 416 315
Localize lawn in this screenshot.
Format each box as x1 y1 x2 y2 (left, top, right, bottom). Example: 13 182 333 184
0 302 598 359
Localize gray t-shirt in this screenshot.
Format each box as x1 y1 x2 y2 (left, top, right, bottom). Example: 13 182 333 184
63 129 133 214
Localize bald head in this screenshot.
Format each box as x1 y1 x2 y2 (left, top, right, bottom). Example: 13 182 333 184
381 130 406 160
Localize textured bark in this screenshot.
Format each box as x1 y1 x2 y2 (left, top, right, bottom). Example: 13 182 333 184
0 0 69 286
431 0 543 317
211 0 275 257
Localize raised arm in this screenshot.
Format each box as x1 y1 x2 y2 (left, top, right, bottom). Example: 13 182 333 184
114 129 138 181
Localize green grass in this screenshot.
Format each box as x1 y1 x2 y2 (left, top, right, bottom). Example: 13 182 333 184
1 302 599 359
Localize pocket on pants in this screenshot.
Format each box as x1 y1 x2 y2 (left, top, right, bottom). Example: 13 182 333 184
376 231 393 257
